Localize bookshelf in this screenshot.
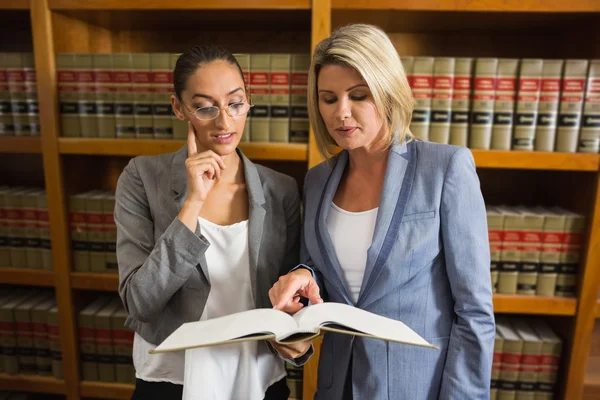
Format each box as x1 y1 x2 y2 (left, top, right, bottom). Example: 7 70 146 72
0 0 596 399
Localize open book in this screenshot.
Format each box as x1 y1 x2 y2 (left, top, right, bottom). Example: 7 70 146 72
150 302 436 354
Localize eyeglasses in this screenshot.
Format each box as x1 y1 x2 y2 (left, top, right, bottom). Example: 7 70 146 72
183 101 254 121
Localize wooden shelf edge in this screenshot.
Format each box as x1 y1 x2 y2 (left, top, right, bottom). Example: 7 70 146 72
0 374 66 394
0 267 55 287
71 272 119 292
80 381 134 400
596 300 600 318
0 137 43 154
492 294 577 315
0 0 29 10
331 0 600 12
58 138 308 161
471 150 599 172
49 0 310 10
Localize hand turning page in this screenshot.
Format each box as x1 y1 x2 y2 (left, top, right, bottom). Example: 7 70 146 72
150 302 436 354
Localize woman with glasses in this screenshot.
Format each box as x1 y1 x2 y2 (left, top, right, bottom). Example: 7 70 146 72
115 44 309 400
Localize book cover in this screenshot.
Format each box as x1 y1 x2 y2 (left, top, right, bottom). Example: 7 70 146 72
534 60 563 152
496 318 524 400
491 59 519 150
250 54 270 142
31 297 56 376
492 327 505 400
150 53 173 140
553 208 585 298
37 191 52 271
512 319 543 400
513 59 543 151
47 305 63 379
515 207 544 296
470 58 498 149
556 59 589 153
79 295 111 381
5 53 26 136
56 53 80 137
496 206 522 295
6 188 34 269
15 293 52 375
77 54 98 138
113 53 135 139
429 57 455 145
449 57 473 147
579 59 600 153
23 53 39 137
0 186 11 267
22 190 42 269
110 305 135 384
132 53 153 139
532 320 562 399
487 205 505 294
532 207 565 297
95 298 122 382
102 193 117 272
93 54 116 139
269 54 291 143
86 193 107 273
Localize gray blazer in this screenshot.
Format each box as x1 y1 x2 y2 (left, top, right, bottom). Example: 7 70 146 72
114 145 301 346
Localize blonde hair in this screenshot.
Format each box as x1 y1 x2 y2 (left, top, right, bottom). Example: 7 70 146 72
307 24 414 160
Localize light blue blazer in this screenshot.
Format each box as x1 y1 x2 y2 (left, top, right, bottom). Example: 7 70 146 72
302 139 495 400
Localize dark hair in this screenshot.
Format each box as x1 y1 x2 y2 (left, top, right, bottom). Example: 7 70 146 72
173 44 246 100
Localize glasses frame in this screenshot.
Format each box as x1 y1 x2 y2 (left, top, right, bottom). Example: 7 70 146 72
182 100 254 121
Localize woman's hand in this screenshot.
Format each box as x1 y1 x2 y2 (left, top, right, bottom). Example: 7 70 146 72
268 339 312 360
269 268 323 314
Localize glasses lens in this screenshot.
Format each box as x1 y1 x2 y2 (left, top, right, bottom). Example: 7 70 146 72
195 107 219 120
228 102 251 117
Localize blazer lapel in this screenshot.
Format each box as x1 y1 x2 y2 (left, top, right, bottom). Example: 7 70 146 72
357 140 416 307
315 152 354 305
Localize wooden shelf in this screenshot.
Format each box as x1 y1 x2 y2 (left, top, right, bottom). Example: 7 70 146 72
58 138 308 161
492 294 577 315
0 0 29 9
49 0 310 10
0 137 42 154
80 381 134 400
0 374 66 394
71 272 119 292
471 150 599 171
0 268 55 287
332 0 600 12
596 300 600 318
585 356 600 389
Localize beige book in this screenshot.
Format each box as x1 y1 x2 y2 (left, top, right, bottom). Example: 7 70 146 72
132 53 153 139
95 297 123 382
5 53 26 136
532 207 565 296
290 54 310 144
552 208 585 297
79 295 111 381
47 305 63 379
0 186 14 267
22 190 43 269
429 57 455 144
400 56 414 88
170 53 187 141
492 327 505 400
487 206 505 293
513 319 543 400
77 54 98 138
69 193 89 272
515 207 544 295
0 291 36 374
85 193 107 273
496 206 523 295
37 191 52 270
110 305 135 384
556 60 589 153
0 291 18 373
233 53 251 142
470 58 498 149
512 59 543 151
113 53 135 139
102 194 117 272
269 54 291 143
6 188 36 268
0 53 11 136
579 59 600 153
250 54 271 142
93 54 116 139
23 53 39 137
32 297 56 376
56 53 81 137
532 321 561 400
15 293 53 375
496 318 524 400
491 59 519 150
409 57 434 141
449 58 473 147
534 60 564 152
150 53 173 140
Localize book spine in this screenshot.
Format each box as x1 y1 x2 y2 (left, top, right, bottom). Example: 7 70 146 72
449 58 473 147
80 308 99 381
23 54 39 137
469 58 498 149
47 307 63 379
499 339 523 399
487 210 504 294
86 194 106 273
6 53 26 137
513 59 543 151
556 60 589 153
150 53 173 140
555 213 584 297
103 194 117 272
132 53 153 139
410 57 434 141
536 212 563 297
15 305 36 374
0 188 9 267
95 302 118 382
290 54 310 144
1 301 20 374
578 60 600 153
269 54 291 143
517 215 544 295
69 194 89 272
250 54 271 142
491 59 519 150
23 192 42 269
93 54 116 139
0 53 11 136
6 190 28 268
32 302 54 376
429 57 455 144
37 192 52 271
498 211 522 295
111 309 135 384
534 60 563 152
491 333 504 400
113 54 135 139
77 54 98 138
56 53 81 137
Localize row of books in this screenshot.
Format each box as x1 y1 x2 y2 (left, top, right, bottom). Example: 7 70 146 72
486 205 585 298
402 57 600 153
493 317 562 400
69 190 116 274
0 53 39 137
56 52 310 144
0 287 62 379
0 186 52 270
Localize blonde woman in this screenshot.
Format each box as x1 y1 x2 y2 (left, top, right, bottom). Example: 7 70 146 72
269 24 494 399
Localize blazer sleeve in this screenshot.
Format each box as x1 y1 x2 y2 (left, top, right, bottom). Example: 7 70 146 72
115 158 210 323
438 147 495 399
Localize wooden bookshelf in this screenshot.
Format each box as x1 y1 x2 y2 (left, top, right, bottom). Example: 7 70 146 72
596 300 600 318
0 137 43 154
79 381 134 400
492 295 577 316
58 138 309 161
331 0 600 12
0 0 29 9
48 0 310 10
0 373 66 394
71 272 119 292
0 267 55 287
471 150 600 172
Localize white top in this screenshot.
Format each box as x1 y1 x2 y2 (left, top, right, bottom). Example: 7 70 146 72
326 202 378 303
133 217 285 399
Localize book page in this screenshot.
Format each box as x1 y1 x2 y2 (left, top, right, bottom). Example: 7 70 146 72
293 302 435 349
151 308 298 354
